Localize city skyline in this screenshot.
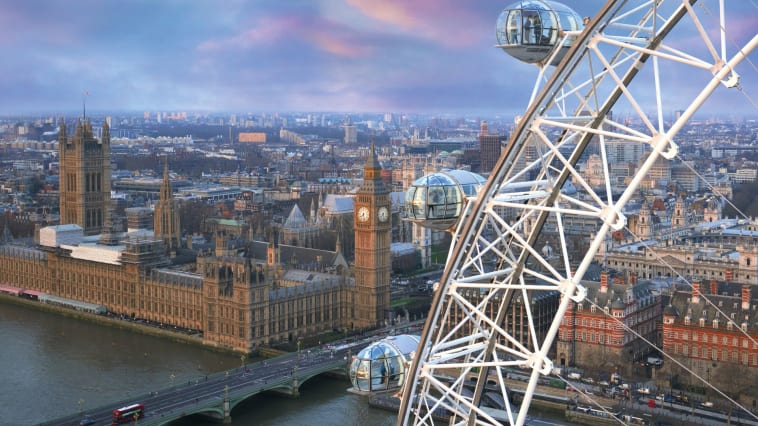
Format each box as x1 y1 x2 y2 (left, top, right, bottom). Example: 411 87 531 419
0 1 755 117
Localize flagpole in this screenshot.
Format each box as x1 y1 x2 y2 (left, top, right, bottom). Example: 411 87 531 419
82 90 89 120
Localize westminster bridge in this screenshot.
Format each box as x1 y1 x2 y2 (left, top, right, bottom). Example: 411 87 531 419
39 344 362 426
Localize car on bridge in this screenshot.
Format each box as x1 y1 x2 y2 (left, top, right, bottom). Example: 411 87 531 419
78 416 95 426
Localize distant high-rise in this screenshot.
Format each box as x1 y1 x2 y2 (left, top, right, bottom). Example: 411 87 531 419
478 120 503 173
343 116 357 144
58 117 111 235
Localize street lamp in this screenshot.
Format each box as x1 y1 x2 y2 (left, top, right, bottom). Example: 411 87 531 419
169 373 175 387
240 354 246 371
297 339 302 358
78 399 84 415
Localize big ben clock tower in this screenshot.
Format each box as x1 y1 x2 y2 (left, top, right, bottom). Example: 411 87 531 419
353 140 391 329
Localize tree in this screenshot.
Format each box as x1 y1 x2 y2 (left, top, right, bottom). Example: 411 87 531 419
178 199 216 236
723 180 758 218
26 174 44 195
715 362 757 424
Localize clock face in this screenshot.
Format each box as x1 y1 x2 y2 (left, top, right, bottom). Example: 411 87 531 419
378 206 389 222
358 206 370 222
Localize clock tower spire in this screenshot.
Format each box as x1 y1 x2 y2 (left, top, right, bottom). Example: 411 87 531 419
353 138 391 329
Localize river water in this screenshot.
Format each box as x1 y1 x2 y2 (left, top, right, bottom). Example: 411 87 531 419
0 301 396 426
3 301 572 426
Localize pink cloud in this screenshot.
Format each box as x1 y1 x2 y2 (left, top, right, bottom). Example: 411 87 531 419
0 4 79 46
198 16 299 51
345 0 483 48
198 14 370 58
310 30 370 57
346 0 418 30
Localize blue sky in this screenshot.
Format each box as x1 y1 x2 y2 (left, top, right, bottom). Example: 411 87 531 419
0 0 755 116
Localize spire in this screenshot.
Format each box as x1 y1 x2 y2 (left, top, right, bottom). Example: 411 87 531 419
58 118 67 143
155 155 180 255
101 117 110 144
284 203 307 229
363 135 382 179
160 156 173 201
74 119 85 141
256 221 264 240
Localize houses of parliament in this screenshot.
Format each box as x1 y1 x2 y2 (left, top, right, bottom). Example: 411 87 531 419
0 118 391 354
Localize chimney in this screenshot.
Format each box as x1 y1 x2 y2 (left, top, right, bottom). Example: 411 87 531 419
691 280 700 304
630 271 637 285
742 285 751 311
710 279 718 296
600 271 608 293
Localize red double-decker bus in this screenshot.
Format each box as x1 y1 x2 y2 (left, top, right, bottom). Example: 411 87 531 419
112 403 144 424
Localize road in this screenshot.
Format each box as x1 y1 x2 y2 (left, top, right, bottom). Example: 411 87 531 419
42 344 363 426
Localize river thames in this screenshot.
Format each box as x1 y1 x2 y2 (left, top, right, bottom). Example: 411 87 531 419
3 301 573 426
1 302 395 426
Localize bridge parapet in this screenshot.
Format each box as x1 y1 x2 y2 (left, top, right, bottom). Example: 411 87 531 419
39 346 359 426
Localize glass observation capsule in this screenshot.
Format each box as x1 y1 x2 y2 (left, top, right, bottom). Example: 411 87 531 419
496 0 584 66
404 170 486 232
348 334 420 393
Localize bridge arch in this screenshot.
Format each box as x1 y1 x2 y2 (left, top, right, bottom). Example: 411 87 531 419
228 364 348 413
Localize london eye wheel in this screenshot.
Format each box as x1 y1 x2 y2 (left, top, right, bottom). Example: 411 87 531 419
398 1 757 425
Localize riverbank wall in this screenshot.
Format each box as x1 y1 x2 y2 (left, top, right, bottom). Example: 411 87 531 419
0 294 245 357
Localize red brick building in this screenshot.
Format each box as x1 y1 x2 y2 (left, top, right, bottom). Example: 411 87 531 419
661 279 758 405
557 269 662 378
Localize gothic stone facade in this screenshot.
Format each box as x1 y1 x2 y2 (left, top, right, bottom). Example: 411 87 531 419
0 238 352 354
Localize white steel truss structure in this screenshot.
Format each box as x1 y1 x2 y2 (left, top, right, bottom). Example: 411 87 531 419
398 1 757 425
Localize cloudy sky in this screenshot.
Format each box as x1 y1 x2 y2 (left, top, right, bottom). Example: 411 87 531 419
0 0 755 116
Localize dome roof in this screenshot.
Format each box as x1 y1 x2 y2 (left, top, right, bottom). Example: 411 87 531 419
443 169 486 195
405 170 486 231
411 172 457 187
354 334 420 360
